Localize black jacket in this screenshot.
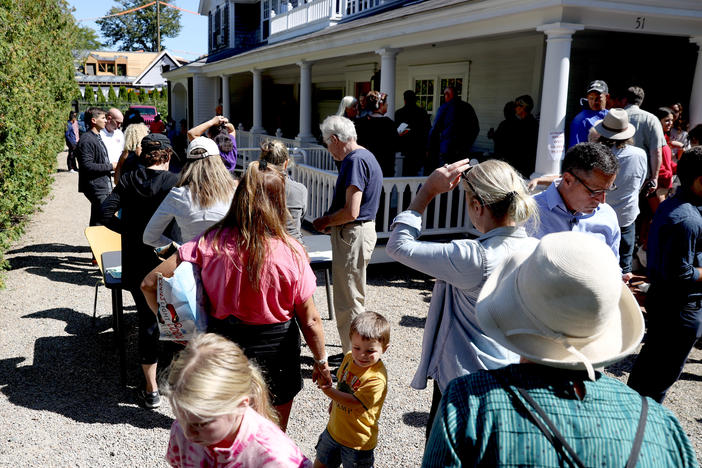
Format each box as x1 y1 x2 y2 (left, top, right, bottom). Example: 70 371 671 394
77 130 112 195
101 166 179 290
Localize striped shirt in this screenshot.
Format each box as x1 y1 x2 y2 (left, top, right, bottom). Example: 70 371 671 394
423 364 698 467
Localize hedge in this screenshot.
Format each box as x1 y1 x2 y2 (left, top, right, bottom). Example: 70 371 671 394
0 0 77 285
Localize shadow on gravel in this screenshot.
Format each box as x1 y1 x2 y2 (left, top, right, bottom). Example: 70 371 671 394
6 243 97 287
0 307 172 429
399 315 426 328
680 372 702 382
402 411 429 428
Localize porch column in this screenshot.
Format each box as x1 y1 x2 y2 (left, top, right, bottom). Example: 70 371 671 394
376 48 400 120
220 75 230 120
689 36 702 128
533 23 584 177
251 68 265 134
296 60 316 144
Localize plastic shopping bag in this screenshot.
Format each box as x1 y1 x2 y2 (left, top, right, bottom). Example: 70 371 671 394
156 261 208 342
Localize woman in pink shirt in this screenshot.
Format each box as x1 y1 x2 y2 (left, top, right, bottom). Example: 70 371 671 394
143 162 332 430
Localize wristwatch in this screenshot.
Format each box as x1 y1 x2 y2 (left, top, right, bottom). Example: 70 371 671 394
316 354 328 366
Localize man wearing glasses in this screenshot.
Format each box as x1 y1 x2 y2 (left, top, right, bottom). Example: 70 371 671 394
313 115 383 360
529 142 621 260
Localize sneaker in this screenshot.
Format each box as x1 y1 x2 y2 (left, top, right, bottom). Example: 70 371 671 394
68 169 77 173
138 389 161 409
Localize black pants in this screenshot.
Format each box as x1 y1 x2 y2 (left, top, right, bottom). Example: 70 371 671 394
67 145 78 171
628 287 702 402
130 287 160 365
85 192 108 226
425 380 442 442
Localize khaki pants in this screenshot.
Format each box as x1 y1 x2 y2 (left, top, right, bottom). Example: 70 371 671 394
331 221 377 353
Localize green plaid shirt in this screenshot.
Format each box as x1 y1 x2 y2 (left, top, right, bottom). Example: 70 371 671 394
423 364 698 467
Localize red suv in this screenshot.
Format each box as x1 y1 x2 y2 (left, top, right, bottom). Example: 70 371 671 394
128 105 158 124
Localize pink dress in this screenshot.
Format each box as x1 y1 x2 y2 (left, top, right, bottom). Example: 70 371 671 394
166 407 312 468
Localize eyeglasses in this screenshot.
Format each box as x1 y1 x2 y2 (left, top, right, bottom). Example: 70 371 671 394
567 171 617 197
460 166 484 205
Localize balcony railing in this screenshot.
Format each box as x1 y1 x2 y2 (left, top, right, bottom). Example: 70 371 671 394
269 0 395 42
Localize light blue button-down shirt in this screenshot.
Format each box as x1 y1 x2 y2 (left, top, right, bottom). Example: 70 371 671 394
387 210 538 392
530 181 621 259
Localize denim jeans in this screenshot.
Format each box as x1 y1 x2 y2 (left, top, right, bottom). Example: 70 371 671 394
619 222 636 274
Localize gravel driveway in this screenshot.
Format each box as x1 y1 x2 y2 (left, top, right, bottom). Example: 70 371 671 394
0 153 699 466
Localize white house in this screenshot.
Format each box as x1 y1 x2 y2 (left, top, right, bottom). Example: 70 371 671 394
164 0 702 237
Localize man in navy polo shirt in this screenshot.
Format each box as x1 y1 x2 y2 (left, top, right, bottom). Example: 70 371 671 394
314 115 383 356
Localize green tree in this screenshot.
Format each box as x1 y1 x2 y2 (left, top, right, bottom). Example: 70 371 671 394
127 89 137 101
138 90 146 103
0 0 77 283
97 0 181 52
107 85 117 102
118 85 128 101
96 88 106 103
84 85 94 102
75 24 102 51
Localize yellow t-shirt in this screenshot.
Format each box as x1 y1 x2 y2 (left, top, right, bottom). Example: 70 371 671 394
327 352 388 450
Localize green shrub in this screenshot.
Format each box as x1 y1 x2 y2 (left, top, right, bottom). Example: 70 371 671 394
0 0 78 285
107 85 117 101
96 88 106 103
118 85 127 101
83 84 94 103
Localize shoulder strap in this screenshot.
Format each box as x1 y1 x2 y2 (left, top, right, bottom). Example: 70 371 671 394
624 396 648 468
492 372 586 468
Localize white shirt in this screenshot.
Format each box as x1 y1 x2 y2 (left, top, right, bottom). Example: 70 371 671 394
100 128 125 164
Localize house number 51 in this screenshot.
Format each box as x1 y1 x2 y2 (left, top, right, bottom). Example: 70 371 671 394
634 16 646 29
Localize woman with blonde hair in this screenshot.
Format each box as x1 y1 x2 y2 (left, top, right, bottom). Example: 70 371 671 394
143 137 237 247
142 161 332 431
387 158 539 439
163 333 312 467
114 118 150 182
259 139 307 242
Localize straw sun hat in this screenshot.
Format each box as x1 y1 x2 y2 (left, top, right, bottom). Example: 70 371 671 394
593 108 636 140
476 231 644 380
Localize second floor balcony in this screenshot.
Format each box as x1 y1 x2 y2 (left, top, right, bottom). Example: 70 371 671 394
269 0 407 43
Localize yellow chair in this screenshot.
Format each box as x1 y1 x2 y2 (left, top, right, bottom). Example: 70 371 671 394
84 226 121 323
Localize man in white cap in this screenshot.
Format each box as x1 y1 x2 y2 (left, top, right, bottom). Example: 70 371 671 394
593 109 648 279
423 232 697 467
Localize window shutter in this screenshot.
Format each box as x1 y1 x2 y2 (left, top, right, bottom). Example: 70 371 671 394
223 2 230 48
207 11 212 51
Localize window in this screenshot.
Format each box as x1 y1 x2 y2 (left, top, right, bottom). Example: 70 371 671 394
106 63 115 74
116 64 126 76
262 0 270 40
414 79 434 113
408 62 470 117
85 63 95 75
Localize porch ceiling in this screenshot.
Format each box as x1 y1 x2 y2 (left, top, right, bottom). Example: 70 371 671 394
190 0 702 78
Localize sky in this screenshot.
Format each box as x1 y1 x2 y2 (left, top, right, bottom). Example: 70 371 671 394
67 0 208 60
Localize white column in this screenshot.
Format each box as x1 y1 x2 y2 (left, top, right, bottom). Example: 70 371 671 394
689 36 702 128
221 75 230 120
376 47 400 120
251 69 265 134
296 60 316 144
533 23 584 178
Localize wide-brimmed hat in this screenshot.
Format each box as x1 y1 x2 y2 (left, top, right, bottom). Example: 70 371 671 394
141 133 172 153
186 136 220 160
476 232 644 380
593 108 636 140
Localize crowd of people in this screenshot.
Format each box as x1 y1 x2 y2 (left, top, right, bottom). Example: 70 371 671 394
65 89 702 466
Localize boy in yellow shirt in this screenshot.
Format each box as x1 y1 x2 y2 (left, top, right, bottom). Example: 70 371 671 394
314 312 390 468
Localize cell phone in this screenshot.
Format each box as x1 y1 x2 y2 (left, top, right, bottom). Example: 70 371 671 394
155 242 178 260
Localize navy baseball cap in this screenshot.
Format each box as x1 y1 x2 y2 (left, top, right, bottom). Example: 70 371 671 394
586 80 608 95
141 133 172 153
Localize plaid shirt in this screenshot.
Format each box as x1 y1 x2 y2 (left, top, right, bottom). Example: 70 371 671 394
423 364 698 467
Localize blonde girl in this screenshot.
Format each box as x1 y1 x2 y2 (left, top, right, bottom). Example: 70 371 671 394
164 333 312 467
386 158 539 439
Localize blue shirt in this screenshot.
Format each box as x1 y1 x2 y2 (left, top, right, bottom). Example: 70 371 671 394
387 211 538 391
423 364 698 468
568 108 608 148
327 148 383 222
647 191 702 297
530 181 620 259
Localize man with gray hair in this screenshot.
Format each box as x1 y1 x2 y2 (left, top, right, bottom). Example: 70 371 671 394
313 115 383 357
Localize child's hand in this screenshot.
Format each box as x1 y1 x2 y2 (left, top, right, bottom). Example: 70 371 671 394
313 362 333 389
